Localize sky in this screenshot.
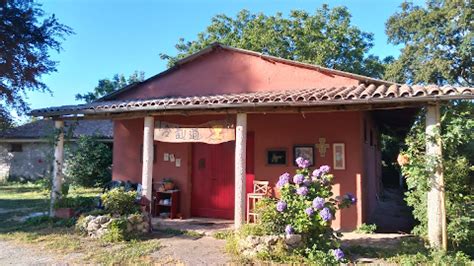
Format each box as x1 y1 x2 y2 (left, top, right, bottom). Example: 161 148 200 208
23 0 424 118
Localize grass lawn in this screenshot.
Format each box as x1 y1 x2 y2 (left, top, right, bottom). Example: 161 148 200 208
0 182 160 264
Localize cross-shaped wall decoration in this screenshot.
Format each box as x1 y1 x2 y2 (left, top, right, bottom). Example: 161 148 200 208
316 138 330 157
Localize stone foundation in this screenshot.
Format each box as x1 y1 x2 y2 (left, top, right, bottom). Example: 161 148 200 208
237 234 303 258
78 213 151 238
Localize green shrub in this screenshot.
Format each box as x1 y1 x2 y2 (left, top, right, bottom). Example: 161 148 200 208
54 196 96 211
355 223 377 234
213 230 233 240
252 159 356 262
401 101 473 256
102 218 128 243
255 197 286 234
101 188 139 215
66 136 112 188
24 215 76 228
238 223 266 237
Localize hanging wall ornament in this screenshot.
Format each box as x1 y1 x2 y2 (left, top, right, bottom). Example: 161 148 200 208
316 138 330 157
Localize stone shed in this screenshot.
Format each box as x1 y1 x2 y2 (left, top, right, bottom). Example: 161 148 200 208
0 119 113 181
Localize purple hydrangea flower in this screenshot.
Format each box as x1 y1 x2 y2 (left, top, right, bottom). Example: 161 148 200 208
276 173 290 188
312 197 325 209
333 248 345 261
303 178 312 187
276 201 287 212
293 174 304 185
319 207 333 222
295 157 310 168
344 193 357 205
305 207 314 216
319 165 331 175
296 186 308 196
285 225 294 235
312 169 322 179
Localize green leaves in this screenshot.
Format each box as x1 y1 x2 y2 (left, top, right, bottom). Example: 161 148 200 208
75 71 145 103
161 6 389 78
0 0 73 113
401 101 473 255
65 135 113 188
385 0 473 85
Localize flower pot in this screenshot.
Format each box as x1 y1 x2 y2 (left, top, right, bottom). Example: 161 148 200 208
55 207 74 219
163 182 174 191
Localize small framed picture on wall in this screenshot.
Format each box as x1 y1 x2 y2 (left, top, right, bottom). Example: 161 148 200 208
333 143 345 170
293 145 315 166
267 149 287 165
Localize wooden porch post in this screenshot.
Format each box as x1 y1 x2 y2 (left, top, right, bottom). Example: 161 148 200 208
141 116 155 208
426 103 447 250
50 120 65 217
234 113 247 229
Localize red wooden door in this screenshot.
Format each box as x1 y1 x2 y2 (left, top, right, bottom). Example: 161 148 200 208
191 141 235 219
191 133 254 220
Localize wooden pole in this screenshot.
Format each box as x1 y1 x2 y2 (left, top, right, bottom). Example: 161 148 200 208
234 113 247 229
425 103 447 250
50 120 65 217
141 116 155 210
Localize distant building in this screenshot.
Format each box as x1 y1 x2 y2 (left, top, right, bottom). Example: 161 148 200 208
0 119 112 182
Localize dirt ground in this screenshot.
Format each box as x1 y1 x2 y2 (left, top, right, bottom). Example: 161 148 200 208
150 235 229 264
0 235 229 265
0 240 63 265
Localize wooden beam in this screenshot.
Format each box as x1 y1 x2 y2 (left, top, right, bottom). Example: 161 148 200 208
141 116 155 209
425 103 447 250
234 113 247 229
50 120 65 217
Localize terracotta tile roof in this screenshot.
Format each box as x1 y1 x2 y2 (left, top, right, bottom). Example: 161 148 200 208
31 84 474 117
0 119 113 139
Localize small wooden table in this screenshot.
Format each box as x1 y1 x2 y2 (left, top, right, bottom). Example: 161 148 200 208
153 190 180 219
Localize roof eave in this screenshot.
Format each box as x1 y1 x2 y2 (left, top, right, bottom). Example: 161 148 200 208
30 94 473 118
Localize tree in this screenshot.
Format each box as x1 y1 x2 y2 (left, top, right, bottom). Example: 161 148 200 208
385 0 473 85
401 101 473 255
161 6 391 79
66 136 112 188
386 0 474 255
0 0 73 113
75 71 145 103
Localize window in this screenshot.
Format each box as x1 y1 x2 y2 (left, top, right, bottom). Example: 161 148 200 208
363 119 368 143
9 143 23 152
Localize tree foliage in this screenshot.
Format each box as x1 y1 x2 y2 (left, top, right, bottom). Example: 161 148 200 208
75 71 145 103
401 101 473 255
161 6 392 79
0 0 73 113
385 0 473 85
66 136 112 188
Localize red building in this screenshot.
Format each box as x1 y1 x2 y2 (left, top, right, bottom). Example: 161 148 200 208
32 43 473 231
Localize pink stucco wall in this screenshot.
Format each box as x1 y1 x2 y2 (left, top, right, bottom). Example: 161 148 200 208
110 47 380 231
114 49 360 100
362 112 382 222
112 111 368 231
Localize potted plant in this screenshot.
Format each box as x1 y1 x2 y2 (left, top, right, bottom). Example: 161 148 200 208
54 196 96 219
162 178 175 191
54 197 75 218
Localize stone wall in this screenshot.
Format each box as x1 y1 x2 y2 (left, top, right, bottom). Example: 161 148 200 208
78 213 151 239
237 234 303 258
0 142 79 182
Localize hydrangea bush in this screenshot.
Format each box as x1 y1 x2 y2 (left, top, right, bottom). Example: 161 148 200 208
257 157 356 263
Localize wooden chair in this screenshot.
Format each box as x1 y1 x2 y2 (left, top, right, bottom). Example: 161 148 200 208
246 180 269 223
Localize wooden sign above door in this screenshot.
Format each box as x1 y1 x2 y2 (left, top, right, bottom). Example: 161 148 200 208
154 120 235 144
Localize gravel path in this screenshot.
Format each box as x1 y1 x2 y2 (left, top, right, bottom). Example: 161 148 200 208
151 235 230 265
0 240 65 265
0 235 229 265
